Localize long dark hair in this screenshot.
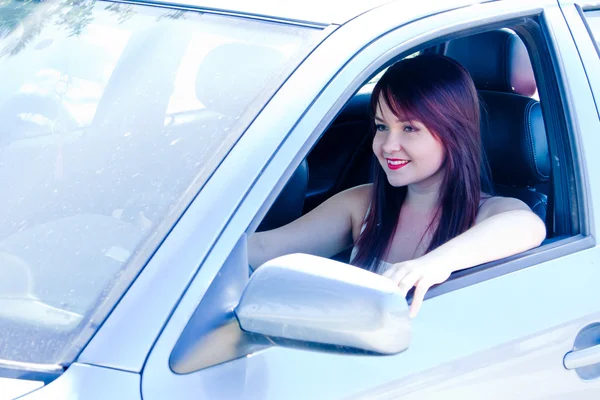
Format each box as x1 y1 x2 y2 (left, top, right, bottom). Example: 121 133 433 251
352 54 492 271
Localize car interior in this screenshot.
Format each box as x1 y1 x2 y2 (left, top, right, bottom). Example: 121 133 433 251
256 27 552 263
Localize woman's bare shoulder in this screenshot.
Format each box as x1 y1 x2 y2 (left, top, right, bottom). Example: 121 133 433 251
308 183 372 227
342 183 372 199
337 184 372 237
340 184 372 209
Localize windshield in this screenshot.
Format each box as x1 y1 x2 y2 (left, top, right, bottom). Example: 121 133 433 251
0 0 321 367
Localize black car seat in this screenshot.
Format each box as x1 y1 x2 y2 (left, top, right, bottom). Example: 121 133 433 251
446 29 550 223
257 159 309 232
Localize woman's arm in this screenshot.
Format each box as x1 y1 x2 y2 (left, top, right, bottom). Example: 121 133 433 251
248 184 371 269
384 197 546 317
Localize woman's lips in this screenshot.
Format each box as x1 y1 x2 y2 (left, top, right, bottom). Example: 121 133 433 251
386 159 411 170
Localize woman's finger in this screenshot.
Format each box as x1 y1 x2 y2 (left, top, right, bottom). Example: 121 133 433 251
409 279 432 318
382 266 396 279
396 271 421 297
390 268 411 286
383 263 410 283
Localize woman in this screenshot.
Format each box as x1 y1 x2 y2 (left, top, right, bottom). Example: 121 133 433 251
248 54 546 317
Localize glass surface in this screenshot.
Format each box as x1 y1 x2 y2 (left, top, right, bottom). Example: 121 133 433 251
0 0 320 366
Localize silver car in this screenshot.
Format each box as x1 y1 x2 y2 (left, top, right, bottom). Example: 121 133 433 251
1 0 600 399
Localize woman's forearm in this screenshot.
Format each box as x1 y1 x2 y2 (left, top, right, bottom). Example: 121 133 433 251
385 209 546 317
417 209 546 274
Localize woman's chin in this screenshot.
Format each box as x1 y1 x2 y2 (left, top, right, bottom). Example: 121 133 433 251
385 174 411 187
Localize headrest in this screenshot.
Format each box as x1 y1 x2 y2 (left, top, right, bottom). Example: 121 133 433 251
446 29 537 97
195 43 286 117
479 91 549 187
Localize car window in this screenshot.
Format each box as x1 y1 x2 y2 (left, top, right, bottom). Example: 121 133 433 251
0 0 321 366
583 9 600 50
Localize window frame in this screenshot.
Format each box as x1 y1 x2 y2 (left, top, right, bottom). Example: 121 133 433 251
558 1 600 228
579 7 600 56
561 2 600 116
246 13 592 301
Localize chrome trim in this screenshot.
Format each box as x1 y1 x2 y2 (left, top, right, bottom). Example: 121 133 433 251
108 0 331 28
0 359 64 374
564 344 600 370
578 1 600 8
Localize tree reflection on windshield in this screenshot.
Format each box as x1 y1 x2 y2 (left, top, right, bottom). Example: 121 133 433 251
0 0 187 57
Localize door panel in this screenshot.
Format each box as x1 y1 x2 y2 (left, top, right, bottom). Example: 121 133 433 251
142 247 600 400
352 316 600 399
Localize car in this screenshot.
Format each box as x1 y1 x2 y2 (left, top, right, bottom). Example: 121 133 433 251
1 0 600 398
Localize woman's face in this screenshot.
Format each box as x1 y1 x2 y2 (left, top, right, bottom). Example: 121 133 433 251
372 96 446 190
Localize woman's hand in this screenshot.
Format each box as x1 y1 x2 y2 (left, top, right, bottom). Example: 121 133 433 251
382 259 452 318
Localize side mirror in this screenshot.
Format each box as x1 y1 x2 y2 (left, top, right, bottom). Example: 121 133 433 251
235 254 411 355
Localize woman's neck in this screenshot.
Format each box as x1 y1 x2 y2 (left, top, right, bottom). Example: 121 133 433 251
405 188 439 213
405 170 444 213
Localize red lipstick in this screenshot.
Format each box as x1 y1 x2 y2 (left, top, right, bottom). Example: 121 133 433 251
386 158 411 170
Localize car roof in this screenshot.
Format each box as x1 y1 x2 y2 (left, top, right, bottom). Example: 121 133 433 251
149 0 490 26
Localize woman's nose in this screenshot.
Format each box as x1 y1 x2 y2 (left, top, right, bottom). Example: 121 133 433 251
382 131 403 154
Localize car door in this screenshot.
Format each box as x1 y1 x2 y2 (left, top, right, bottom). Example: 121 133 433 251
140 1 600 399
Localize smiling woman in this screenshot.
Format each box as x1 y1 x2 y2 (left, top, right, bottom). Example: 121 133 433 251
354 55 484 271
248 54 546 317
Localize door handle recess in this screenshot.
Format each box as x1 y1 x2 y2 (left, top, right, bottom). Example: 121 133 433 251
564 344 600 370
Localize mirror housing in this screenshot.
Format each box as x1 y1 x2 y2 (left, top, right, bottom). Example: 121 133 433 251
235 254 411 355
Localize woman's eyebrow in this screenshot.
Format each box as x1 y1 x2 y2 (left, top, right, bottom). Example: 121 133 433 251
375 115 406 123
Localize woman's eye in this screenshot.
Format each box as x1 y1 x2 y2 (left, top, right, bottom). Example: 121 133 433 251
403 125 415 132
375 124 388 132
